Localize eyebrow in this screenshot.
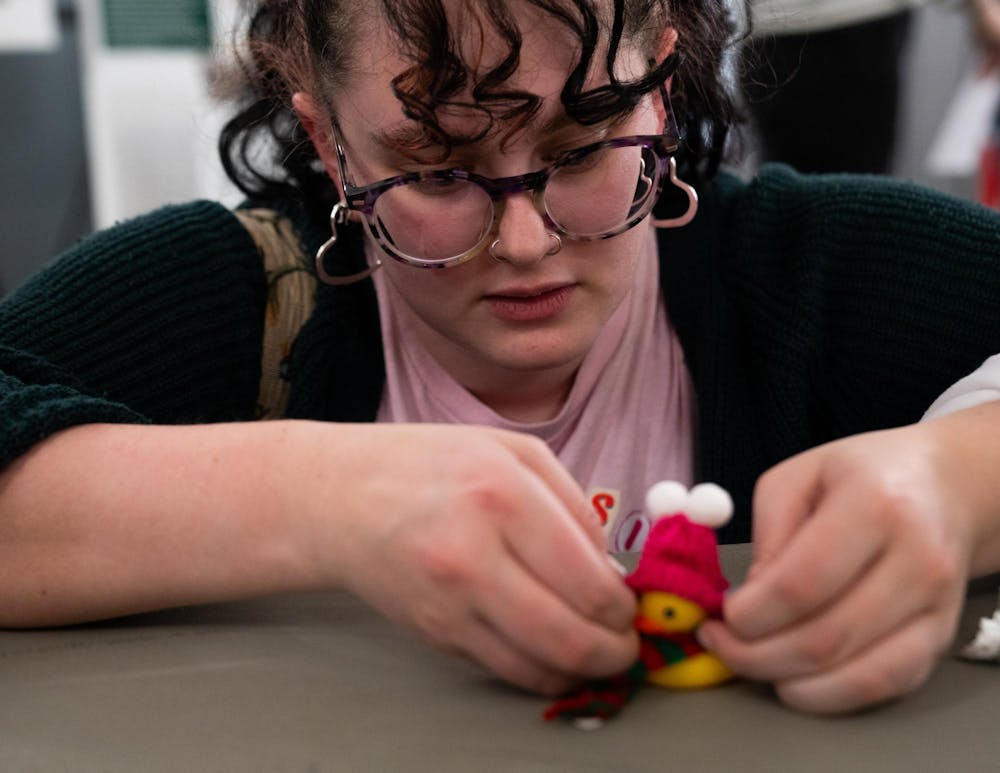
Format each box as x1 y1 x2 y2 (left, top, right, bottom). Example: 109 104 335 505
369 120 494 153
370 111 608 155
370 123 446 152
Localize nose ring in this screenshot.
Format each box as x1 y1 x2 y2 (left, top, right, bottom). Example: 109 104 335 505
489 233 562 263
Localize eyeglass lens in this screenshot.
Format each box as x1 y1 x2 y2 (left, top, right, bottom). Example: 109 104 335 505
372 142 660 264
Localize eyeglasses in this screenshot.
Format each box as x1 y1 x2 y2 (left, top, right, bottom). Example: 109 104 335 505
328 129 682 270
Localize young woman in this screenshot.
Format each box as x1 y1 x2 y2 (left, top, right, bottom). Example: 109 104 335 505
1 0 999 715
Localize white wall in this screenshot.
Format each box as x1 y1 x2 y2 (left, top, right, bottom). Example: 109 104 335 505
78 0 241 229
894 3 979 198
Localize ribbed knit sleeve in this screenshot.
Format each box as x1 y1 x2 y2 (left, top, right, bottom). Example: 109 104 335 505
662 164 1000 542
727 165 1000 436
0 200 268 470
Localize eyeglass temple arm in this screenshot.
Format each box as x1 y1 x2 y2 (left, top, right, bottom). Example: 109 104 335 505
652 73 697 228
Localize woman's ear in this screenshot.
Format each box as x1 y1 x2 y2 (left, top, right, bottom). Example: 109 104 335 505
292 91 343 187
653 27 679 129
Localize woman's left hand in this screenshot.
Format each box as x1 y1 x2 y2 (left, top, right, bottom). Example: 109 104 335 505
697 401 1000 714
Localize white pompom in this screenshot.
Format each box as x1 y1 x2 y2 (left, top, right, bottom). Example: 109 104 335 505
645 480 689 519
685 483 733 528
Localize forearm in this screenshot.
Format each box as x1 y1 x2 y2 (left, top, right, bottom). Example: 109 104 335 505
0 421 336 627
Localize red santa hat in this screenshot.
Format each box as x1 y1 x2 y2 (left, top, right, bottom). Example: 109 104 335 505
625 482 733 618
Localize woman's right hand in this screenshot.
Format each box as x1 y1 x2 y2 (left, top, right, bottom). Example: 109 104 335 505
289 421 639 696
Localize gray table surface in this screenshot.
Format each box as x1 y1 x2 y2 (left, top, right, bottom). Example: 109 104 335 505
1 545 997 773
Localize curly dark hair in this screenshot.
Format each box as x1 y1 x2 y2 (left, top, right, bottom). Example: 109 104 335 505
219 0 746 222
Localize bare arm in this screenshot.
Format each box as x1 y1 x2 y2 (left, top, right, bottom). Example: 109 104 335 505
0 421 330 626
0 420 638 694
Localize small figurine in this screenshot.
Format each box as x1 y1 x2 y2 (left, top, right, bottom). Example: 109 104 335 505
627 480 735 689
544 480 735 725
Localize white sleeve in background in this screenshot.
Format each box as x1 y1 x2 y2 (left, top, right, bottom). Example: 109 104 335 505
922 355 1000 420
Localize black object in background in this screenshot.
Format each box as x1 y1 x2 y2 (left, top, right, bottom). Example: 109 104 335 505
0 0 92 297
742 11 914 174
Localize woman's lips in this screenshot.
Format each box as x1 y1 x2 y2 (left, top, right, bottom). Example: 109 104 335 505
485 284 575 322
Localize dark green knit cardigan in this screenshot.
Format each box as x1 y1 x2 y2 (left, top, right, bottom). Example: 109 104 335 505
2 164 999 542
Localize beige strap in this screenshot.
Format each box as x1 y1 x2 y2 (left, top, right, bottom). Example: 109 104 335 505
234 208 317 419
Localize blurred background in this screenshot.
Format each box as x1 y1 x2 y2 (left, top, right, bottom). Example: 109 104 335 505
0 0 240 296
0 0 991 295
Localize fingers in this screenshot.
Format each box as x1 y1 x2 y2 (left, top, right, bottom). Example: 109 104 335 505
445 615 577 697
727 480 884 639
486 430 636 633
378 527 635 693
496 430 606 551
478 555 639 681
406 504 638 692
702 572 963 714
704 542 964 683
496 455 637 634
772 610 957 715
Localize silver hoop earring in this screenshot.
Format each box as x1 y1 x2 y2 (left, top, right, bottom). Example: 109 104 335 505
315 202 383 286
651 157 699 229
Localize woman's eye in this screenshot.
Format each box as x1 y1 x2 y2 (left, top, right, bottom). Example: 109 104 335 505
412 176 464 195
558 151 602 174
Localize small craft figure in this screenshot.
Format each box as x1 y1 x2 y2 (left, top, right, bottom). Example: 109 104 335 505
544 480 735 725
627 480 735 689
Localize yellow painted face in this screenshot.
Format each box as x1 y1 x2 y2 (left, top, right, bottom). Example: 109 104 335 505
636 591 707 633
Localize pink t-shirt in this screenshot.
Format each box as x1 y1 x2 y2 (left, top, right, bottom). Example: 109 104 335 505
372 233 696 551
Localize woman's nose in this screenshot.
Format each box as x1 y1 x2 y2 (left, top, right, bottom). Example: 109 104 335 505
490 193 556 267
